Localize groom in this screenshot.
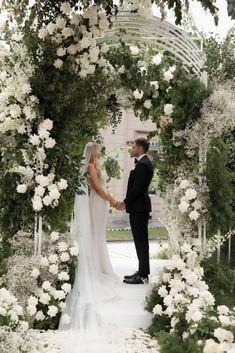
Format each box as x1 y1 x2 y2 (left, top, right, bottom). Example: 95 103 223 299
117 138 154 284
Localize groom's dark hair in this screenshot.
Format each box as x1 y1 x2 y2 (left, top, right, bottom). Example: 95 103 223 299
135 138 150 153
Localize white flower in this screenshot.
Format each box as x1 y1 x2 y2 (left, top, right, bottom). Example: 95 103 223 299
133 89 144 100
56 17 66 29
60 2 71 14
57 178 68 190
130 45 140 55
178 201 190 213
179 180 190 189
46 22 57 34
61 252 70 262
214 328 234 343
0 307 7 316
17 184 27 194
35 185 45 197
150 81 159 90
192 200 203 210
57 47 66 57
54 59 63 69
48 305 58 317
36 175 49 187
163 70 174 82
28 296 38 307
150 275 160 285
153 304 163 316
152 53 163 65
27 305 37 316
39 292 51 305
32 197 43 211
50 231 59 242
143 99 152 109
49 189 61 200
45 137 56 149
49 264 59 275
62 283 71 294
169 65 176 73
62 27 75 39
35 310 45 321
48 254 59 264
219 315 230 326
43 195 53 206
29 134 40 146
203 339 218 353
9 104 21 118
42 281 52 291
185 188 197 201
39 119 53 131
54 290 66 300
164 103 174 116
61 313 71 325
38 27 48 39
58 242 68 252
58 272 70 281
189 210 200 221
217 305 230 316
69 246 79 256
71 14 80 25
158 285 168 298
31 268 40 278
38 129 50 139
19 321 29 332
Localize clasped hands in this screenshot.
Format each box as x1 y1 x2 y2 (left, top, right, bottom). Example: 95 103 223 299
111 200 125 210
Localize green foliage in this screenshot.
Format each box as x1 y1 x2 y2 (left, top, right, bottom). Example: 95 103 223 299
202 257 235 307
156 331 203 353
157 79 210 192
206 136 234 234
103 156 121 182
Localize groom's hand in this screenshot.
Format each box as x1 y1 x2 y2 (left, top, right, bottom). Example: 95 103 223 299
116 202 125 210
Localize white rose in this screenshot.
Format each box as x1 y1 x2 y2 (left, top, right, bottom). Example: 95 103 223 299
36 175 49 187
192 200 203 210
57 179 68 190
42 281 52 291
60 2 71 14
49 189 61 200
133 89 144 100
34 185 45 197
217 305 230 316
163 70 174 82
43 195 53 206
164 103 174 116
62 283 71 294
185 188 197 201
203 339 218 353
178 201 190 213
158 285 168 298
150 81 159 90
57 47 66 57
69 246 79 256
153 304 163 316
31 268 40 279
38 129 50 139
50 231 59 242
214 328 234 343
61 252 70 262
143 99 152 109
130 45 140 55
58 272 70 281
49 264 58 275
39 292 51 305
35 310 45 321
152 53 163 65
189 210 200 221
45 137 56 149
54 59 63 69
47 305 58 317
61 313 71 325
17 184 27 194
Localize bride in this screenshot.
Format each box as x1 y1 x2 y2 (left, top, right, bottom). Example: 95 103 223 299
59 142 121 353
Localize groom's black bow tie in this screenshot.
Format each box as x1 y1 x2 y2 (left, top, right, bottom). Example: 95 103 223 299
134 158 138 164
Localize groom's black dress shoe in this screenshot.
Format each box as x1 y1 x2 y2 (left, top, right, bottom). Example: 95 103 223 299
124 271 139 279
123 274 149 284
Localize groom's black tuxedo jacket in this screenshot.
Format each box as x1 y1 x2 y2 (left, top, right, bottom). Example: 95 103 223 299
124 155 154 213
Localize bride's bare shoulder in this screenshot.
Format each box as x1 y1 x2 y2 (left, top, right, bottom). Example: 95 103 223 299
87 163 96 174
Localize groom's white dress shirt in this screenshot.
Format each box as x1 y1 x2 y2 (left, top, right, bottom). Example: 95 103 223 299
136 154 146 162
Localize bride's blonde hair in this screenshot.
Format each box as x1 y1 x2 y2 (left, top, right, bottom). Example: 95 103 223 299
89 142 102 176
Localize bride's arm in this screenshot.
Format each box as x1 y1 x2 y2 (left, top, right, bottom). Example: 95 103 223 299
87 163 117 207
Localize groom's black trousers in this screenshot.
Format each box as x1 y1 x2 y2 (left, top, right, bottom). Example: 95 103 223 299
129 212 150 276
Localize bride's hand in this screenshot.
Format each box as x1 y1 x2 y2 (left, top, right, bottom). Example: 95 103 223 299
110 199 118 208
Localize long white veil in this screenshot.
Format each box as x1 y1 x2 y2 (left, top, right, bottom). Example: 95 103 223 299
58 142 120 353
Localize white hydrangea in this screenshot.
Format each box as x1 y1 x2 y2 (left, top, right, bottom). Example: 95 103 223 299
60 252 70 262
58 242 68 252
58 272 70 281
45 137 56 149
50 231 59 242
35 310 45 321
48 254 59 264
29 134 40 146
178 201 190 213
32 196 43 211
153 304 163 316
49 264 59 275
69 246 79 256
17 184 27 194
62 283 72 294
54 59 63 69
39 292 51 305
57 178 68 190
